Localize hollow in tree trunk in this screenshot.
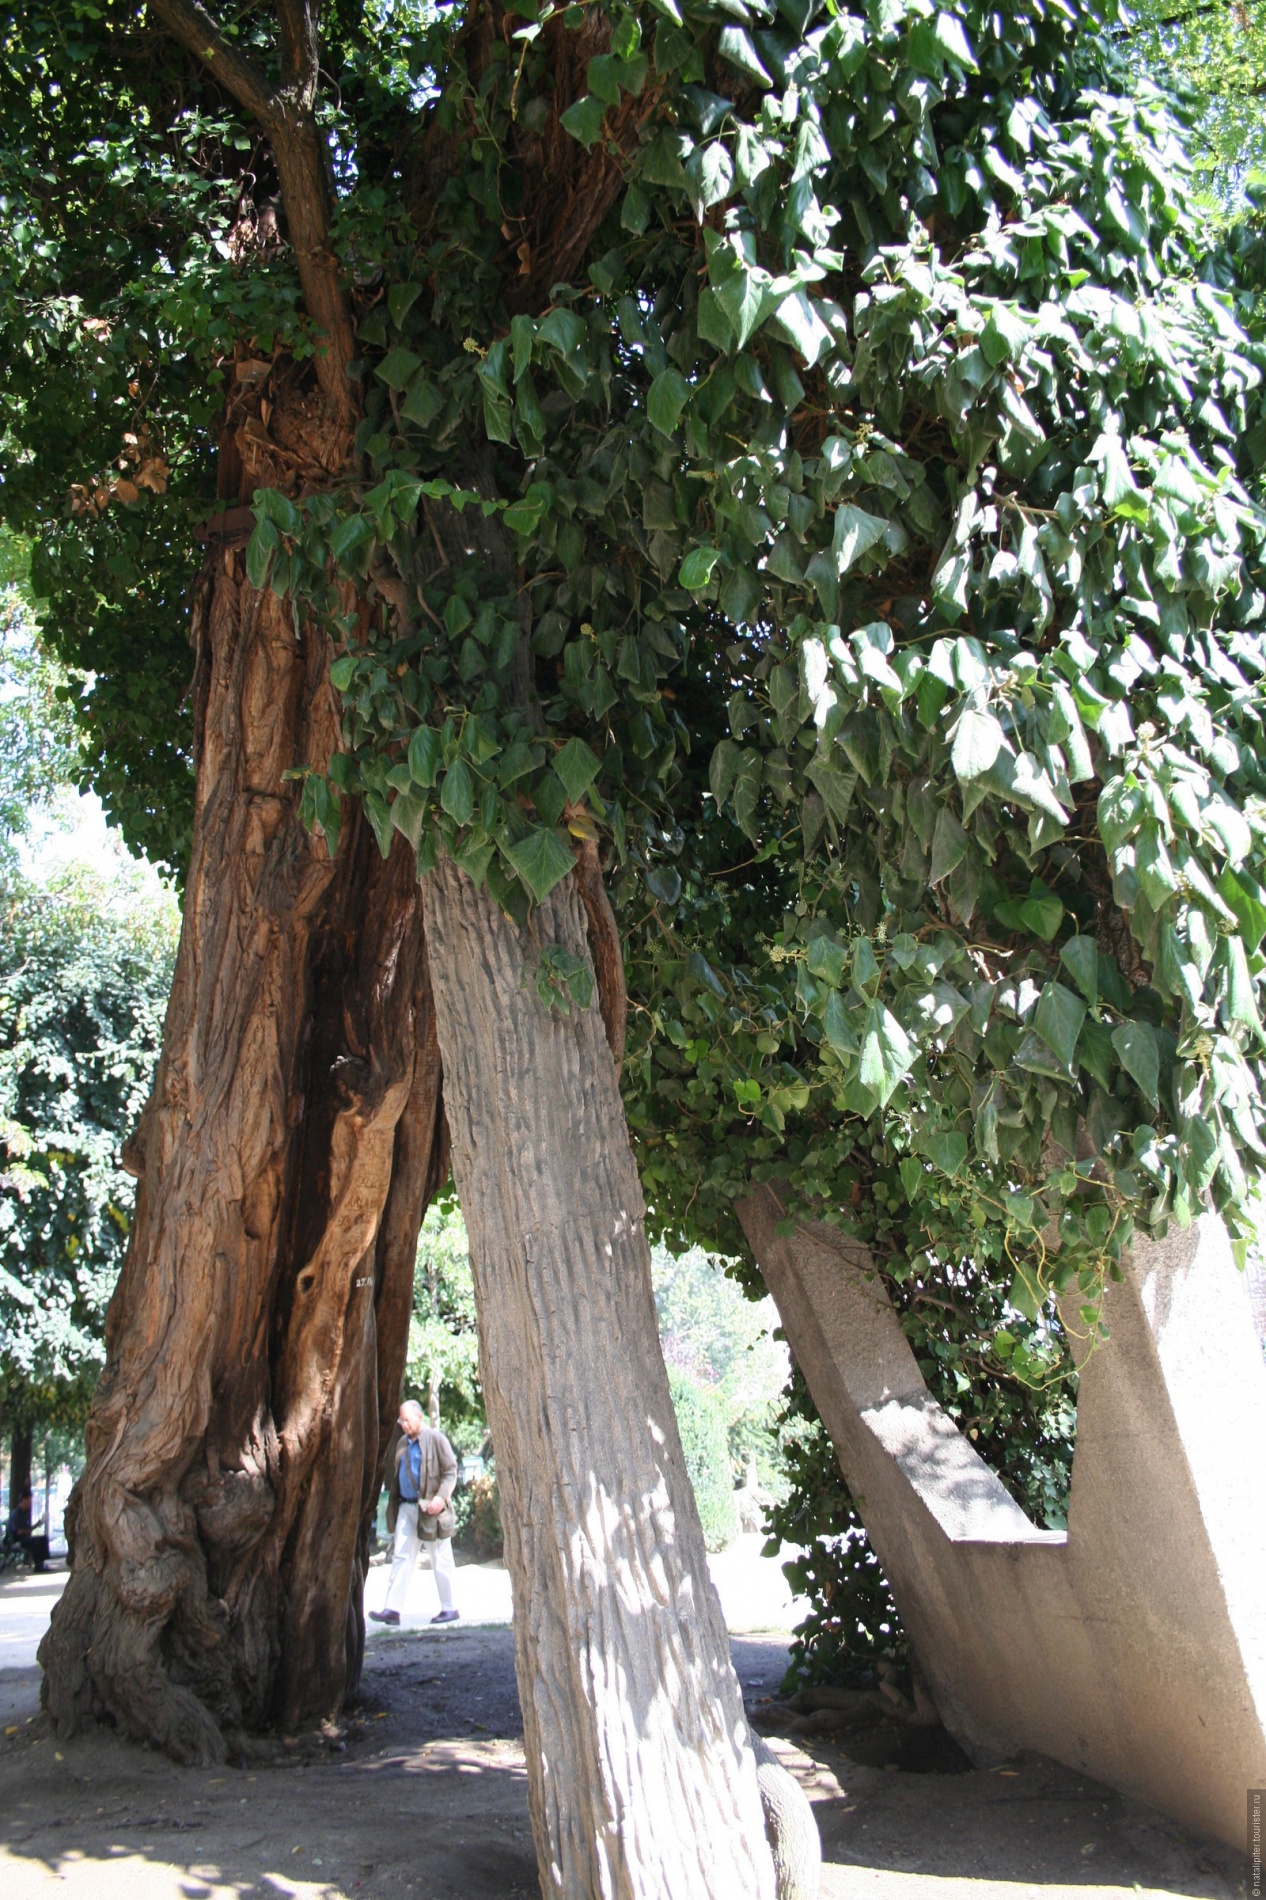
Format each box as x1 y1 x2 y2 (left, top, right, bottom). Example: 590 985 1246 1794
39 361 446 1762
422 851 778 1900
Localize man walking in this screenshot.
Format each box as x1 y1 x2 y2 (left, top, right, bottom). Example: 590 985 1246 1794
369 1399 460 1627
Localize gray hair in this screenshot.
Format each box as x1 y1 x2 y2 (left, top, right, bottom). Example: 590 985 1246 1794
399 1399 425 1423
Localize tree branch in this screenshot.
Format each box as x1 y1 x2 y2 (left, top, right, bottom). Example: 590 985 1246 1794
148 0 357 435
276 0 320 107
148 0 278 129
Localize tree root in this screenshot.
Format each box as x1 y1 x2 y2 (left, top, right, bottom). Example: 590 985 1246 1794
752 1734 822 1900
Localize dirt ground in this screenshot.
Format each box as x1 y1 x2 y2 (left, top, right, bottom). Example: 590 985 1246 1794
0 1616 1249 1900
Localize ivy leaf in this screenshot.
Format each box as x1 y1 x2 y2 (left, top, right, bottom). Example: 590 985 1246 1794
1018 885 1063 941
245 518 278 591
1112 1020 1160 1103
648 368 691 437
715 266 775 349
833 503 889 575
735 124 773 186
560 95 607 149
1059 935 1100 1006
680 545 722 590
408 726 443 788
951 709 1005 782
923 1130 968 1177
391 786 429 852
1218 867 1266 953
439 757 474 825
806 933 848 987
364 791 394 859
329 655 358 693
685 141 734 220
934 11 978 69
387 282 424 327
716 25 772 85
1033 982 1087 1073
858 1004 913 1107
929 807 969 884
329 513 373 563
553 737 601 802
376 345 422 390
505 827 576 903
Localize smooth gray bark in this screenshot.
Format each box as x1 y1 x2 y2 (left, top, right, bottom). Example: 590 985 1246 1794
422 852 777 1900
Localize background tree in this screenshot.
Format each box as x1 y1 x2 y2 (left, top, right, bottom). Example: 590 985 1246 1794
406 1201 483 1438
1122 0 1266 199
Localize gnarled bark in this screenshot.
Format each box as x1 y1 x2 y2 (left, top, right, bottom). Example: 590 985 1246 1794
40 364 443 1761
422 852 779 1900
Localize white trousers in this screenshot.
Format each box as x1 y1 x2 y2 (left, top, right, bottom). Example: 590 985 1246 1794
384 1500 455 1615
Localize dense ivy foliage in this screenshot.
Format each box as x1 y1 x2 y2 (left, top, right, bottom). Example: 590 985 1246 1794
0 867 178 1432
6 0 1266 1662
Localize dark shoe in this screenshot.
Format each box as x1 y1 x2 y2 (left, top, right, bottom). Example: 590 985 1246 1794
431 1609 460 1625
368 1609 400 1625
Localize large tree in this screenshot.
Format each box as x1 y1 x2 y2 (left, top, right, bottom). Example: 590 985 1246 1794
6 0 1266 1892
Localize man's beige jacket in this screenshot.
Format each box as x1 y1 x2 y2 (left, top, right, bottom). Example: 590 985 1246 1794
385 1423 458 1541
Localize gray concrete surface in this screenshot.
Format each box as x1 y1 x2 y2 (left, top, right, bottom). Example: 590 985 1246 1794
740 1191 1266 1851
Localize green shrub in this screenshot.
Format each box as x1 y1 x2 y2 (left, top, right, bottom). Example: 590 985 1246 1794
668 1367 739 1553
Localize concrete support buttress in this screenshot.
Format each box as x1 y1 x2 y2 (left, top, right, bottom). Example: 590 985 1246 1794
738 1186 1266 1848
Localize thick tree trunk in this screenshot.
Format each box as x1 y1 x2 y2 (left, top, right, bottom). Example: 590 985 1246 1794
422 853 778 1900
39 365 444 1762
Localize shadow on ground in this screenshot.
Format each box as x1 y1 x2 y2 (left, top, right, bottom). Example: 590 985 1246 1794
0 1624 1246 1898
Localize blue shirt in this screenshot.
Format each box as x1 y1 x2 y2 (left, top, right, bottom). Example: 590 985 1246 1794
399 1436 423 1501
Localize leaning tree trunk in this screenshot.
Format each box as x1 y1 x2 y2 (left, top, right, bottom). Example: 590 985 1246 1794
40 358 446 1762
422 852 778 1900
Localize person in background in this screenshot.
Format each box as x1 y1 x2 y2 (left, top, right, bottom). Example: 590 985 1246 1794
5 1490 49 1572
369 1399 460 1626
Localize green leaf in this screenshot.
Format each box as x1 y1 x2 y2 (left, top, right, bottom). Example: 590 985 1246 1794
554 737 601 802
951 709 1004 782
329 513 373 563
1113 1020 1160 1104
391 786 429 851
1218 868 1266 954
805 758 856 827
1077 1016 1115 1091
388 281 425 327
408 725 444 788
1059 935 1100 1007
680 545 722 590
1018 887 1063 941
833 503 888 575
735 124 773 187
716 24 772 85
1032 982 1087 1073
715 267 775 350
1007 1265 1042 1322
439 756 474 825
329 654 358 693
934 11 977 68
929 807 969 884
365 791 394 859
648 368 691 436
923 1130 968 1177
685 140 734 219
858 1004 913 1108
560 95 607 149
245 518 278 591
1223 933 1264 1037
806 933 848 987
506 827 576 903
376 345 422 389
899 1155 924 1201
